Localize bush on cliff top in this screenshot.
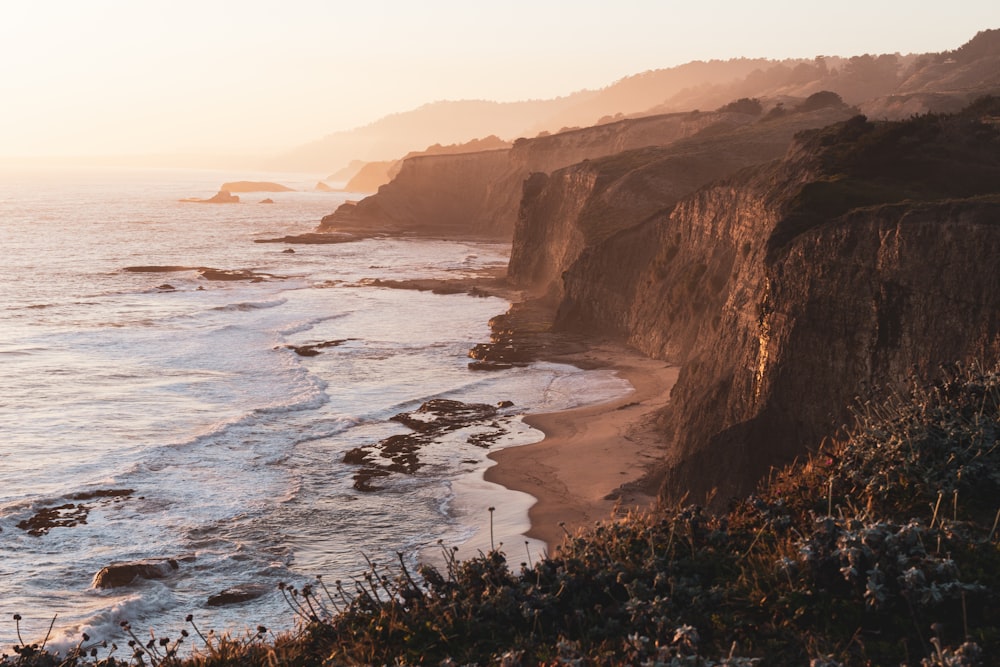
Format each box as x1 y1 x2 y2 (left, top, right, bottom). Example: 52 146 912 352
5 364 1000 666
769 96 1000 258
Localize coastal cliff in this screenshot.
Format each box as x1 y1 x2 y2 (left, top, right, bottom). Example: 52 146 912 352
317 110 759 239
551 101 1000 504
508 104 855 300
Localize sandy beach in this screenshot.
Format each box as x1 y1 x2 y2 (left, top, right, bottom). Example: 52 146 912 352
484 342 679 554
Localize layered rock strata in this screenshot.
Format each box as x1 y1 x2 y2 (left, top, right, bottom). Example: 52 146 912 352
551 104 1000 504
317 111 758 240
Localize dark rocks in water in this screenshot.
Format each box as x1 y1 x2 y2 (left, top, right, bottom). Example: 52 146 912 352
123 266 191 273
497 400 515 408
17 489 134 536
92 558 179 589
197 268 278 282
70 489 134 501
123 266 282 282
254 232 356 245
390 399 498 432
206 584 270 607
345 399 508 492
280 339 350 356
468 342 532 366
17 503 88 536
468 360 515 371
156 284 175 291
282 248 295 253
259 198 275 204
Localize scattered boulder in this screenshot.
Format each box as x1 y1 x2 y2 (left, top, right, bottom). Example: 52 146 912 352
17 489 134 536
92 558 179 589
259 198 275 204
280 339 350 356
282 247 295 253
206 584 269 607
345 399 507 492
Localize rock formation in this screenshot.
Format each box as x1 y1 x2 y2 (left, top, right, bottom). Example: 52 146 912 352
551 100 1000 505
508 106 856 301
92 558 179 588
318 110 764 240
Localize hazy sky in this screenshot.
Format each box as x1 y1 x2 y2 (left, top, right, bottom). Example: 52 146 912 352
1 1 996 160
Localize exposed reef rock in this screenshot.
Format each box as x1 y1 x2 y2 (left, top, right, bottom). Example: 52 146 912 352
16 489 134 536
317 111 761 240
123 266 284 282
92 558 179 589
344 399 508 492
546 100 1000 505
280 339 350 357
206 584 269 607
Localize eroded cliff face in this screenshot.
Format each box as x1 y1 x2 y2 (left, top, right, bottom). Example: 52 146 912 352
657 196 1000 505
551 104 1000 505
319 149 515 238
317 111 755 240
510 107 854 299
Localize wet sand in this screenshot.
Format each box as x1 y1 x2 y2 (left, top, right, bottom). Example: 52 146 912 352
484 343 679 554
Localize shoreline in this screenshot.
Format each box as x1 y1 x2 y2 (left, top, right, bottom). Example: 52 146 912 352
369 270 678 555
484 343 679 554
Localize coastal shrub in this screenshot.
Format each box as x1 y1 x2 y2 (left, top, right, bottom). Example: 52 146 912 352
4 365 999 665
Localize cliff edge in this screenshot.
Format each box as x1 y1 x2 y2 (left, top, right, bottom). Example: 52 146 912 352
316 111 758 240
554 99 1000 505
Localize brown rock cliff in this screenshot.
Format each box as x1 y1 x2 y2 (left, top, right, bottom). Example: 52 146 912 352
317 111 758 240
551 104 1000 505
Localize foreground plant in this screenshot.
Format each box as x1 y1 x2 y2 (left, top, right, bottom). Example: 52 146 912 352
4 364 998 665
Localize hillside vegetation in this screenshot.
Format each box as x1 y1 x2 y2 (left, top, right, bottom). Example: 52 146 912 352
5 363 998 666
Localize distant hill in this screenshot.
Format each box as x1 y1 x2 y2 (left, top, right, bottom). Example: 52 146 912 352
268 98 588 172
266 60 801 173
269 30 1000 174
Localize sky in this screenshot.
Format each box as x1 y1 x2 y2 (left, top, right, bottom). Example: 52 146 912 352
1 1 997 162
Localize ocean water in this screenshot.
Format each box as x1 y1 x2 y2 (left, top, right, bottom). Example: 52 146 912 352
0 167 630 651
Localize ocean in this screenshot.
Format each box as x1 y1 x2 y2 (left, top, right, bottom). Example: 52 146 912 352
0 167 629 651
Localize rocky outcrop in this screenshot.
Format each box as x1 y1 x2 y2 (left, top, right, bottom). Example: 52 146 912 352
92 558 179 588
509 107 856 300
549 102 1000 505
317 111 762 240
207 584 269 607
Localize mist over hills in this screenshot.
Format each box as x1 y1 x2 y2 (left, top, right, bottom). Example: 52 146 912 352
269 30 1000 174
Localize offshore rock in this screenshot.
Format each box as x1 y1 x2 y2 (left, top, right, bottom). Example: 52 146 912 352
207 584 270 607
92 558 179 589
317 110 759 240
345 399 507 492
